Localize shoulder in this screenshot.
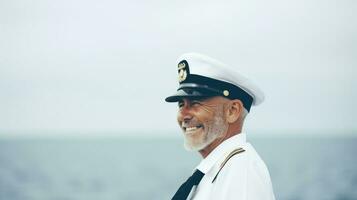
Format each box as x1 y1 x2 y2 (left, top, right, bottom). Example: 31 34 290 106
211 146 249 185
213 143 273 188
212 147 247 183
210 144 275 199
222 144 271 181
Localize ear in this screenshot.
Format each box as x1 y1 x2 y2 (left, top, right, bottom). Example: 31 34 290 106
225 100 243 123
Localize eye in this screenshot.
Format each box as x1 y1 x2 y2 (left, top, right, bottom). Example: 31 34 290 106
178 101 184 108
191 100 202 106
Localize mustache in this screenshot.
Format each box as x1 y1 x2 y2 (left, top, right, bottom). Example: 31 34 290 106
181 118 201 128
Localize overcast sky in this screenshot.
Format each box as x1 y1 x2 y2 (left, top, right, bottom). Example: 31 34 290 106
0 0 356 136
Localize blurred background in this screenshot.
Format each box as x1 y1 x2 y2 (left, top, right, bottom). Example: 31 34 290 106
1 0 356 199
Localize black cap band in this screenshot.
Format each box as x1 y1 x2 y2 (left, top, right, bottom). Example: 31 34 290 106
166 74 254 112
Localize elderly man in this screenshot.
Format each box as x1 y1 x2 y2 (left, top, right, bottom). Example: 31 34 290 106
165 53 275 200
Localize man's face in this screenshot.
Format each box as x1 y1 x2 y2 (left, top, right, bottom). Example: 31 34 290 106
177 96 229 151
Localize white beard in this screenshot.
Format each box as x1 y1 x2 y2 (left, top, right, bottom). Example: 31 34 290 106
183 108 228 151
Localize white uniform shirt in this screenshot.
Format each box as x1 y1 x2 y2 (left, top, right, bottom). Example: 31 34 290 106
189 133 275 200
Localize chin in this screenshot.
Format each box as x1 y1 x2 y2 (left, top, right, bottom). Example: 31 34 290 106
184 140 207 151
183 135 210 151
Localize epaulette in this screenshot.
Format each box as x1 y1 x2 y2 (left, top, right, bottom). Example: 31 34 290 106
212 147 245 183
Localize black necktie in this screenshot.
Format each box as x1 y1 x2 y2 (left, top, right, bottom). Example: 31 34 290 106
172 169 205 200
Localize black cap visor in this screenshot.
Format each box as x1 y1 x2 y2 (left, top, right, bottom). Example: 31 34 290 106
165 84 222 102
164 76 254 112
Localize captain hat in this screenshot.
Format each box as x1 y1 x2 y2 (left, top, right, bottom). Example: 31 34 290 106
165 53 264 112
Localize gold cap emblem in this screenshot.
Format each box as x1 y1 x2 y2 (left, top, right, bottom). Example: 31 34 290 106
178 62 187 82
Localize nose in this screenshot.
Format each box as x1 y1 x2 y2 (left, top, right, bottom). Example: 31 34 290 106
177 100 193 122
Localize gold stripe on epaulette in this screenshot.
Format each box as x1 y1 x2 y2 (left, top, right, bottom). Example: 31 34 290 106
212 148 245 183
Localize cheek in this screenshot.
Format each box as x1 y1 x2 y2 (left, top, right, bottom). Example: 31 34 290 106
176 116 182 125
196 106 216 122
199 108 224 128
197 113 214 127
177 110 186 126
176 113 181 125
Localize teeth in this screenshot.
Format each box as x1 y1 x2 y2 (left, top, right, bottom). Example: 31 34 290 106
186 127 198 131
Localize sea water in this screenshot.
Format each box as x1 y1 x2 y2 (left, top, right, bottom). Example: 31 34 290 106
0 134 356 200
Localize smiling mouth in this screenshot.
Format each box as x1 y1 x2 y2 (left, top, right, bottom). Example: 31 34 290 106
183 125 203 135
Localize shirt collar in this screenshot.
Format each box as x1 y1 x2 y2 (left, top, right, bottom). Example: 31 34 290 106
196 133 246 174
